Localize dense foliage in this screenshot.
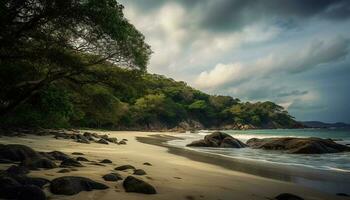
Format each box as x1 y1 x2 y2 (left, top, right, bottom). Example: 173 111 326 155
0 0 300 130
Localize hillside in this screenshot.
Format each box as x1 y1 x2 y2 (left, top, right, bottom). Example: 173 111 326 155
1 68 302 131
301 121 350 129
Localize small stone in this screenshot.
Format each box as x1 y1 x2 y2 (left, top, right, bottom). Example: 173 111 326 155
100 159 112 164
76 157 89 162
133 169 146 175
102 173 123 182
72 152 84 155
143 162 152 166
115 165 136 171
60 158 83 167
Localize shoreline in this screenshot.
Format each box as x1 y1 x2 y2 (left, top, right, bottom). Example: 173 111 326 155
136 134 350 195
1 131 349 200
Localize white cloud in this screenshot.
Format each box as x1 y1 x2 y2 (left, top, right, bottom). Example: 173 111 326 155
195 37 349 89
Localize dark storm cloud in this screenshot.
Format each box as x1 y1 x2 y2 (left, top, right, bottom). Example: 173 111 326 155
122 0 350 32
198 0 350 31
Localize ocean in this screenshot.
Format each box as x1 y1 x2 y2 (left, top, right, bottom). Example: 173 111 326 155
167 128 350 172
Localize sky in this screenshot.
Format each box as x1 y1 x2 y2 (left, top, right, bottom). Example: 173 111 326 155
119 0 350 123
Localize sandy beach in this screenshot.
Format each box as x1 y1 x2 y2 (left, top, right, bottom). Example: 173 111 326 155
0 131 348 200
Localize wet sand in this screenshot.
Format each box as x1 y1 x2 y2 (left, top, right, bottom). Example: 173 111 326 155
0 131 348 200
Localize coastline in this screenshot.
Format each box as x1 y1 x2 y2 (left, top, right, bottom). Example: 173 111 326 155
136 134 350 194
0 131 348 200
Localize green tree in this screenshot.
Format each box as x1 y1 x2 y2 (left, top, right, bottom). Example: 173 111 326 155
0 0 151 115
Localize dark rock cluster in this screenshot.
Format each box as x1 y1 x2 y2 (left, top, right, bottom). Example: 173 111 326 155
186 131 247 148
187 131 350 154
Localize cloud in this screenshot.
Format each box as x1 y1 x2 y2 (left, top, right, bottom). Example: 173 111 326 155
195 37 349 89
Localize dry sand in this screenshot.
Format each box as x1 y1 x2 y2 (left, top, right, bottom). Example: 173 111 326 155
0 131 347 200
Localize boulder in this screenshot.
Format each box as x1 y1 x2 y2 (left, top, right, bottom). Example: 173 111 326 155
0 184 46 200
186 132 247 148
17 185 46 200
6 165 29 175
123 176 156 194
13 176 50 188
115 165 136 171
97 139 109 145
275 193 304 200
102 173 123 181
133 169 146 175
50 176 108 195
246 137 350 154
0 176 47 199
0 144 39 161
21 158 57 169
60 158 83 167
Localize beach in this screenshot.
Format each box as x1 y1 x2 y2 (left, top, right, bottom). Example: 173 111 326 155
0 131 349 200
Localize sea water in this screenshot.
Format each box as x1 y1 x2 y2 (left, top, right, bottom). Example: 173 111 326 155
167 129 350 172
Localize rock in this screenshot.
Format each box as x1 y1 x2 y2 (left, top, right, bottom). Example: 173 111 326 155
118 140 127 145
14 176 50 188
186 131 247 148
83 132 96 141
0 175 21 187
0 144 39 161
106 137 118 143
100 159 112 164
76 157 89 162
50 176 108 195
46 151 70 161
57 169 71 173
21 158 57 169
76 134 90 144
96 139 109 145
133 169 146 175
123 176 156 194
0 183 46 200
6 165 29 175
246 137 350 154
115 165 136 171
143 162 152 166
60 158 83 167
275 193 304 200
72 152 84 155
102 173 123 181
17 185 46 200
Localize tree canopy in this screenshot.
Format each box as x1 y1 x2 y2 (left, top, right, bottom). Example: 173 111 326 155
0 0 151 115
